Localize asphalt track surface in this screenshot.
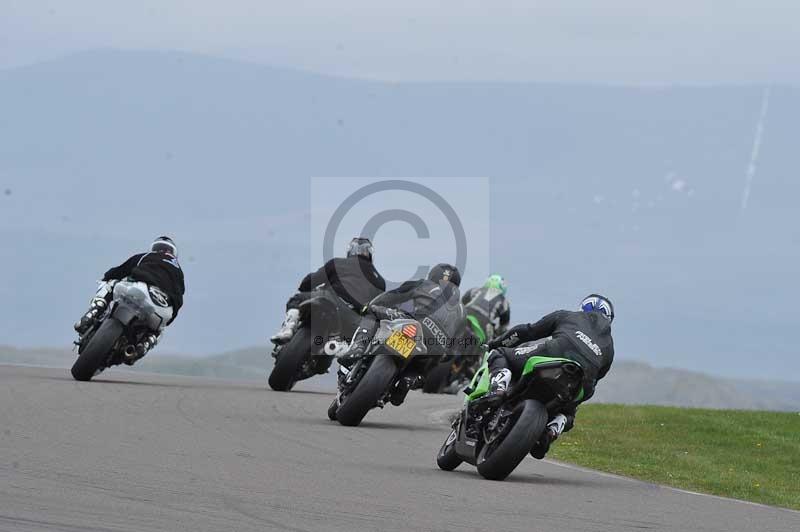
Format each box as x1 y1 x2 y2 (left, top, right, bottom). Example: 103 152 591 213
1 365 798 532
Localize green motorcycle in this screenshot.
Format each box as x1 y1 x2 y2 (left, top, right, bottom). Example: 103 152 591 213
436 352 584 481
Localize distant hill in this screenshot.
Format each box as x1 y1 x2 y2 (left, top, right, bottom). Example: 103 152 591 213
0 345 275 383
1 49 799 380
2 346 797 412
590 361 800 412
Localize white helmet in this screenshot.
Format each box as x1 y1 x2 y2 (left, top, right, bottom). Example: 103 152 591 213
346 237 374 261
151 236 178 258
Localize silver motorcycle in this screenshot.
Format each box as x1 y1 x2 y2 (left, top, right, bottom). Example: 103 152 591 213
71 280 173 381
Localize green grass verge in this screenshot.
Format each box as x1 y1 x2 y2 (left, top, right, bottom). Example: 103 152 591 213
550 404 800 510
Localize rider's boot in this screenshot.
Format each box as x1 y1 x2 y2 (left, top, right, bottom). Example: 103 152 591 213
75 281 117 335
390 373 424 406
74 297 108 335
482 368 511 405
270 309 300 345
337 325 373 367
530 414 568 459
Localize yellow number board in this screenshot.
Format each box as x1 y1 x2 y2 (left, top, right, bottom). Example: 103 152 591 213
386 330 417 359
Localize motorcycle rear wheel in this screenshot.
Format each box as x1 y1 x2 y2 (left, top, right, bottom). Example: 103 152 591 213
336 355 397 427
71 319 123 381
327 398 339 421
476 399 547 481
268 327 312 391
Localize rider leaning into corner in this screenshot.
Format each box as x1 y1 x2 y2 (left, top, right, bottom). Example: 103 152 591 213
461 274 511 341
337 263 466 403
270 237 386 346
74 236 186 364
483 294 615 459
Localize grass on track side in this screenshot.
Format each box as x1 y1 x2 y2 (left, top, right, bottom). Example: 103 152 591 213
550 404 800 510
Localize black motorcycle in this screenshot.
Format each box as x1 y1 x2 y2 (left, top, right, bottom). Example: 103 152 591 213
268 289 357 391
329 318 441 426
71 281 172 381
422 354 481 394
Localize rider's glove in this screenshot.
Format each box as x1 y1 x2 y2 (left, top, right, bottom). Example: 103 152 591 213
92 279 118 302
485 337 502 350
486 330 519 350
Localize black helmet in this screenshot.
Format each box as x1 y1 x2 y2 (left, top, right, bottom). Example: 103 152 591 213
428 263 461 287
346 237 374 261
151 236 178 258
581 294 614 323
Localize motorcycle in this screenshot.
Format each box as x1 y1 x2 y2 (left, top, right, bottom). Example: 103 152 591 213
268 289 355 392
71 280 172 381
329 318 439 426
436 352 585 480
423 315 485 394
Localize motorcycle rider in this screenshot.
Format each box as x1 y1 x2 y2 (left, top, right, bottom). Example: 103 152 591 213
483 294 615 459
425 274 510 393
338 264 465 400
74 236 185 364
271 237 386 345
461 274 511 341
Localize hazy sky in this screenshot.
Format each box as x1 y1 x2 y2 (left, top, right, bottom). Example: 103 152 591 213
3 1 799 84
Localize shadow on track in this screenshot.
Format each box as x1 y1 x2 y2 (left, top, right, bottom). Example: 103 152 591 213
90 379 268 392
272 388 334 396
37 374 269 393
355 420 447 433
433 467 607 487
277 412 448 433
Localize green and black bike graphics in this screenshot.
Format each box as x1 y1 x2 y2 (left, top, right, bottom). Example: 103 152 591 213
436 349 584 481
423 314 486 394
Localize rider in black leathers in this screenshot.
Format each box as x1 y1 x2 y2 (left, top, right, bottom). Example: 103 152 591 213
271 237 386 346
484 294 615 458
338 263 466 399
422 274 511 392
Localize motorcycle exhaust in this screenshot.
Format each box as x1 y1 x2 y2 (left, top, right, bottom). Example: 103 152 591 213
324 340 348 357
123 345 137 358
